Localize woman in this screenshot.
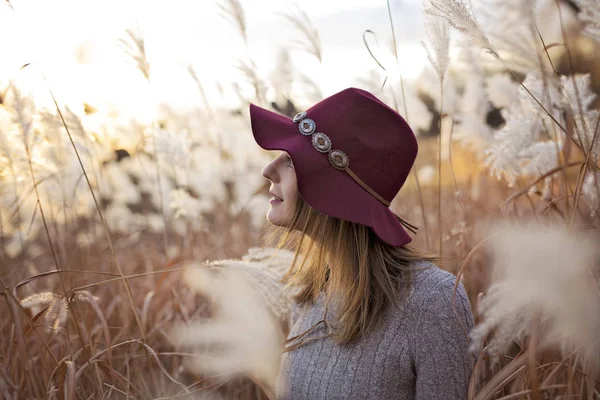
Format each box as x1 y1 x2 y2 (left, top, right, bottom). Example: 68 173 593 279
249 87 474 400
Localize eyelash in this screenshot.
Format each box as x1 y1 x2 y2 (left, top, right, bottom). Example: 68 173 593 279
285 156 293 167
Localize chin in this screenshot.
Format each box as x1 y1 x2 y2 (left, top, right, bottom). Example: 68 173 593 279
266 214 285 227
267 210 290 228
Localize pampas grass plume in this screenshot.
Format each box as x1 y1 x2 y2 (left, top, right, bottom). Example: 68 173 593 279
422 0 450 81
427 0 496 55
471 220 600 374
170 258 293 396
575 0 600 44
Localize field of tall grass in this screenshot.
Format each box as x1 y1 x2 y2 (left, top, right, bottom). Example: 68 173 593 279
1 0 600 399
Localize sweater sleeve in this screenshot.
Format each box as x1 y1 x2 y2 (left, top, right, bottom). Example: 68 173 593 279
413 274 475 400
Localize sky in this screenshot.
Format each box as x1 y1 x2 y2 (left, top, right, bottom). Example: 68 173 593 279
1 0 427 117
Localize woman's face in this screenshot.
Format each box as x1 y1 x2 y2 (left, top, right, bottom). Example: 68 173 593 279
261 152 298 227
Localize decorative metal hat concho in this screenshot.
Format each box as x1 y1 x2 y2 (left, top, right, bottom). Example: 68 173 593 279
294 112 349 171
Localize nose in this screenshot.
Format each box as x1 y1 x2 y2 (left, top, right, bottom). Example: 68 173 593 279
261 156 279 183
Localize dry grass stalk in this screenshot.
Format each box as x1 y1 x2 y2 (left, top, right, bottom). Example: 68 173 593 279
236 59 267 106
381 0 431 251
279 3 322 63
217 0 248 44
422 0 450 81
422 0 451 254
427 0 496 56
19 291 97 332
119 28 151 81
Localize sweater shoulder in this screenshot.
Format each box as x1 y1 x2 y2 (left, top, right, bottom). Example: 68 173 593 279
406 261 471 317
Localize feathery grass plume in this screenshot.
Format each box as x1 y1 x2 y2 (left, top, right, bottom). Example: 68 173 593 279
417 164 437 185
210 258 296 322
104 203 138 233
98 162 141 205
236 59 268 106
422 0 450 81
483 73 567 185
560 74 596 111
45 296 68 332
0 105 28 253
518 141 561 181
170 261 287 397
270 49 294 107
9 84 36 151
0 125 13 170
417 68 459 115
582 171 600 217
241 247 300 322
20 291 100 332
217 0 247 44
217 0 267 107
279 2 322 63
186 64 211 112
427 0 496 56
485 74 519 109
143 127 191 170
517 73 563 125
475 0 541 73
574 110 600 159
484 110 540 185
119 28 150 81
454 51 494 152
297 72 323 103
560 74 600 161
169 188 204 219
575 0 600 43
471 220 600 373
241 247 296 277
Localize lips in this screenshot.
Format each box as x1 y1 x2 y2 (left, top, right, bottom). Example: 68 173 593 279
269 192 283 201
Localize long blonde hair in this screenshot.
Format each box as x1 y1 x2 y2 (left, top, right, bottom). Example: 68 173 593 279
264 194 438 346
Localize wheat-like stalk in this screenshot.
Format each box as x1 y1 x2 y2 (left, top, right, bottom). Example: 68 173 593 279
279 3 322 63
427 0 496 56
236 59 267 106
576 0 600 43
422 0 452 254
422 0 450 81
119 28 151 82
20 291 100 332
217 0 248 44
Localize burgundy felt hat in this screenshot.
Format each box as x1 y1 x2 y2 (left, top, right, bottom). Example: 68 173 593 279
249 87 418 247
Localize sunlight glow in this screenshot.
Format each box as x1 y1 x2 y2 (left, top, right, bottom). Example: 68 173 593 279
1 0 427 114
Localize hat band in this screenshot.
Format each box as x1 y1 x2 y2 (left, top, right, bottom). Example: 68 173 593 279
293 112 391 207
293 111 418 235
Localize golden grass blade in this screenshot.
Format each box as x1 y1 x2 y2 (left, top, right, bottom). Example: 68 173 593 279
31 70 149 343
64 361 76 400
474 355 528 400
76 291 113 371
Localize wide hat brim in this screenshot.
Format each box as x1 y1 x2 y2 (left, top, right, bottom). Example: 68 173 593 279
249 103 413 247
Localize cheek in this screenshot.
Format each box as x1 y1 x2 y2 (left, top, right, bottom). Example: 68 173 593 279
282 172 298 217
284 172 299 203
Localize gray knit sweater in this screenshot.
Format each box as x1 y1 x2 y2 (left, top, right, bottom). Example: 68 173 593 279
276 262 475 400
